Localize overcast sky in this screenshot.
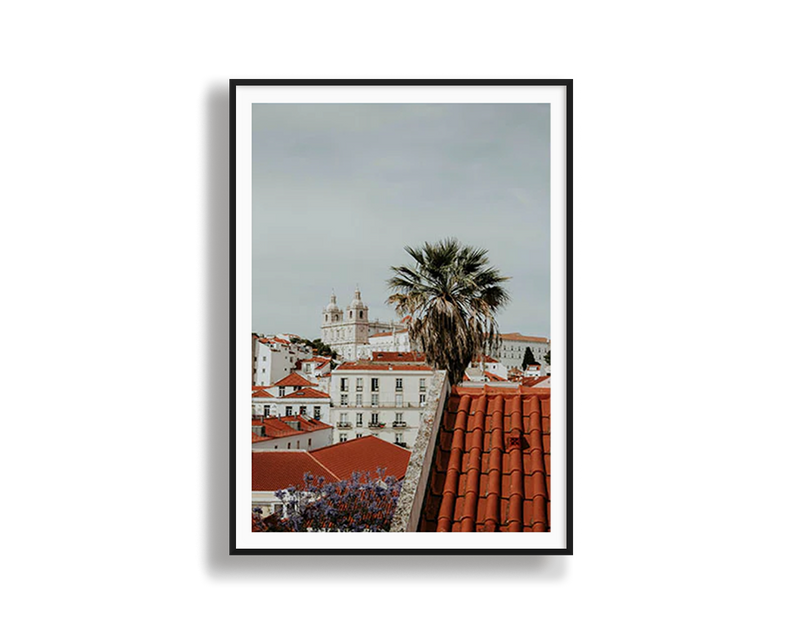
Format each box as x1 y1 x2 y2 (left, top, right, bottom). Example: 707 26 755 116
252 103 550 339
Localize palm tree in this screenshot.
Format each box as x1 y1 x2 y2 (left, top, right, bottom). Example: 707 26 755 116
387 238 510 386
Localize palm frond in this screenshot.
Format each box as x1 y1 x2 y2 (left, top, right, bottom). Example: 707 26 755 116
387 238 511 385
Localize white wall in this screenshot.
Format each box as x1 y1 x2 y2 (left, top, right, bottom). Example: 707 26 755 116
329 368 432 448
253 340 309 386
259 397 332 423
252 428 333 451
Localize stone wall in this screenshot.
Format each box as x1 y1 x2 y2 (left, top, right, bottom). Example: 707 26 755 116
389 370 450 532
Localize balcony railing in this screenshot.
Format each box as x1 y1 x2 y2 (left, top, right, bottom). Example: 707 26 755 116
336 422 352 429
367 422 385 429
392 421 407 428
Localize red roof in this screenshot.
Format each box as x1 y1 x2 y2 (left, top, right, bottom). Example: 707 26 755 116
484 371 507 381
273 372 316 387
252 388 274 398
419 386 551 532
252 452 338 491
282 387 330 399
500 333 549 344
370 329 408 338
252 436 411 491
252 415 333 439
371 351 426 362
521 376 551 387
335 361 432 372
311 436 411 481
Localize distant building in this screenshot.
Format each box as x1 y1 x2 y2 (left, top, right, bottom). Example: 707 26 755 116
251 415 334 451
251 372 332 423
320 287 407 361
252 334 313 386
497 333 550 369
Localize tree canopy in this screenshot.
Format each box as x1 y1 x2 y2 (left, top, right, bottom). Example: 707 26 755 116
522 346 538 369
387 238 510 385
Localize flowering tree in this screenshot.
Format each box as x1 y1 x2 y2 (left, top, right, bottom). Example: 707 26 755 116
252 470 402 532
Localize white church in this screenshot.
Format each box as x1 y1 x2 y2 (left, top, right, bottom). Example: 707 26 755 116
320 287 410 361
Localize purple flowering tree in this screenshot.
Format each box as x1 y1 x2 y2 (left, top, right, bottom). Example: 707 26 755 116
252 469 402 532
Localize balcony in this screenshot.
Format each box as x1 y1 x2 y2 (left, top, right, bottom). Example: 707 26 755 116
367 422 385 429
336 422 352 429
392 421 407 428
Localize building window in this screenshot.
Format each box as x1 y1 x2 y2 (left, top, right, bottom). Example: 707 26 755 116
340 394 349 406
395 393 403 407
264 406 271 417
420 394 426 405
308 438 312 448
287 442 291 449
395 412 403 423
356 378 363 391
356 413 363 426
339 434 348 443
371 378 379 391
419 379 427 391
359 310 363 318
286 407 293 416
395 378 403 390
395 434 404 445
340 378 349 391
313 406 321 420
279 388 285 397
355 393 363 406
371 393 379 406
299 406 307 415
371 413 379 425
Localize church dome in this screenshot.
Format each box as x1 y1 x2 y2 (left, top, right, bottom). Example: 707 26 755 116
348 286 367 309
326 293 340 312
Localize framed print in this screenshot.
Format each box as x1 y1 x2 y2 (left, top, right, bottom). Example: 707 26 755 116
230 80 572 555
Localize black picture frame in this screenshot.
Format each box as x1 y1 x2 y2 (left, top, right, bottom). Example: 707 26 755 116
230 79 572 555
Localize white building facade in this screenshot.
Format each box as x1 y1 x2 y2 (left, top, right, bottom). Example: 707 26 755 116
262 389 332 422
328 362 437 450
252 336 313 386
496 333 551 369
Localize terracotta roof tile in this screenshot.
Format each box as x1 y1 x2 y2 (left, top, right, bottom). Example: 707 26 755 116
252 452 338 491
272 372 316 387
311 435 411 480
500 333 550 344
419 385 551 533
282 387 330 399
371 351 427 362
334 361 432 372
251 436 411 491
252 388 275 398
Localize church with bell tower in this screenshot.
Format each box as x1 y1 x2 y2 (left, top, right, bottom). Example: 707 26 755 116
320 287 404 361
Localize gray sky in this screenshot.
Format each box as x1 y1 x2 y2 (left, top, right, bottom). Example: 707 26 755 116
252 103 550 339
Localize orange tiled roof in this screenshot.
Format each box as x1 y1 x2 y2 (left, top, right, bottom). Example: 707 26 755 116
273 372 316 387
419 385 551 532
521 376 551 387
370 329 409 338
484 371 507 381
335 361 432 372
500 333 549 344
252 415 333 438
307 436 411 481
371 351 426 362
252 436 411 491
252 452 338 491
282 387 330 399
252 388 274 398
